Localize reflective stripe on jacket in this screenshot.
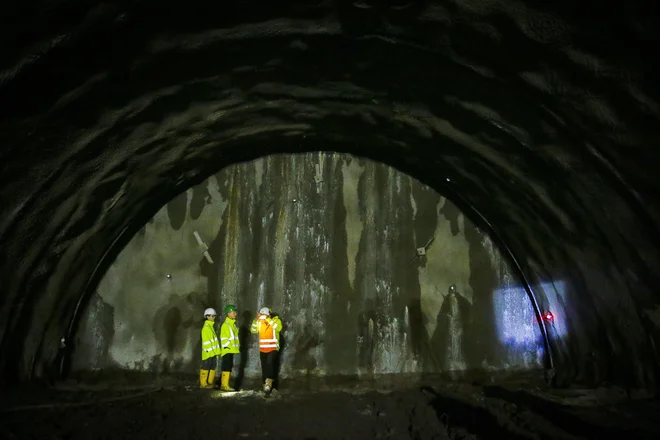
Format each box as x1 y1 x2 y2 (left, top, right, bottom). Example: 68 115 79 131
220 317 240 356
250 316 282 353
201 320 221 360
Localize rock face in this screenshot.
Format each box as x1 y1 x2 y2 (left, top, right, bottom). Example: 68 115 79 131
71 154 544 379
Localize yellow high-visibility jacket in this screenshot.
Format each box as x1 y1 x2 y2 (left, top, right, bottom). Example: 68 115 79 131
220 317 240 356
201 320 221 360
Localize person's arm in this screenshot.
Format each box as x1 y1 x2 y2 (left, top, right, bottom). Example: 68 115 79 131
271 316 282 338
250 317 259 334
219 323 231 354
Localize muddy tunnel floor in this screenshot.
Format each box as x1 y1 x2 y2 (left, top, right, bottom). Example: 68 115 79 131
2 377 660 440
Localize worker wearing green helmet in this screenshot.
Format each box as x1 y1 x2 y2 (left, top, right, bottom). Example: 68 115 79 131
219 304 240 391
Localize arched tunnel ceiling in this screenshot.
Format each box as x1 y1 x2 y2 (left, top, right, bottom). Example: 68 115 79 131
1 0 659 389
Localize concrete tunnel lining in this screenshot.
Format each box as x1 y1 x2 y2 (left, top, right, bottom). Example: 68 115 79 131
0 0 659 392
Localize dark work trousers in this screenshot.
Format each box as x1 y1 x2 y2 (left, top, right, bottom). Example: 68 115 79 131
221 353 234 372
260 350 279 382
201 355 218 370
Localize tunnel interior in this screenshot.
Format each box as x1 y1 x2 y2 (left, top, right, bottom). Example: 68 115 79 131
2 0 660 439
66 152 549 385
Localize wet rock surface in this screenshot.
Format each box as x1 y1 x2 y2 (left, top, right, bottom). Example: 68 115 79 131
2 378 659 440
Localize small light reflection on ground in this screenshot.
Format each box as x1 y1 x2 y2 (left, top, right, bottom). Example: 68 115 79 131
209 390 260 399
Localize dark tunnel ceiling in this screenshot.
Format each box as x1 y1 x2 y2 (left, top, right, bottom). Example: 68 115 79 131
1 0 660 389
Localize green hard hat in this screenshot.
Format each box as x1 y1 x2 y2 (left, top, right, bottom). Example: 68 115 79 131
224 304 237 314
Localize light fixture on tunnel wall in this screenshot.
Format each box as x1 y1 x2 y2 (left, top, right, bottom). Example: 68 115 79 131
412 236 435 262
542 311 554 322
166 274 172 280
193 231 214 264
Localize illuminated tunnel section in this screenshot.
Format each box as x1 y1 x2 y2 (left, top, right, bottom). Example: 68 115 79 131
68 153 546 381
494 281 565 366
0 0 659 395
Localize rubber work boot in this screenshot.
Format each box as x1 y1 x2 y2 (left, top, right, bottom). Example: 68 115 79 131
200 370 213 389
207 370 217 388
221 372 235 391
263 378 273 394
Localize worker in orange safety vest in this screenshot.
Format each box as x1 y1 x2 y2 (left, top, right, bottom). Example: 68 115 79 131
250 307 283 395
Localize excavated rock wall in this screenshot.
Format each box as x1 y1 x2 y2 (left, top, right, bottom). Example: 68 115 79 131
70 154 544 379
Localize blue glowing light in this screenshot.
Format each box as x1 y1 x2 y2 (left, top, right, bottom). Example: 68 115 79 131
493 281 567 364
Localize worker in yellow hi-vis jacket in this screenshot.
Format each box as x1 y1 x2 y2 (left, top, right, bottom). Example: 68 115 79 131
200 308 221 388
219 304 240 391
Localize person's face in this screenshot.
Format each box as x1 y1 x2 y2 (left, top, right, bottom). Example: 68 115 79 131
207 314 216 322
228 311 237 320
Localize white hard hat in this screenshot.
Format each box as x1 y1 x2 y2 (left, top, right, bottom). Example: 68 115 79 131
204 308 217 317
259 307 270 316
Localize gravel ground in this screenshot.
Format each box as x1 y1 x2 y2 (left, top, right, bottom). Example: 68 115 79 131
1 379 659 440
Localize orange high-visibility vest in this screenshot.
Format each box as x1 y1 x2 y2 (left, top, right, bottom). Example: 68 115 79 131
258 319 279 353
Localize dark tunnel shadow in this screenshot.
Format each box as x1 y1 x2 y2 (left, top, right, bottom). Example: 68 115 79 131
166 191 187 231
271 310 285 390
429 290 472 372
235 310 253 390
164 298 182 359
482 385 660 439
421 386 532 440
464 217 504 370
289 324 321 383
194 317 207 375
357 307 379 374
438 200 461 237
55 337 75 383
189 180 210 221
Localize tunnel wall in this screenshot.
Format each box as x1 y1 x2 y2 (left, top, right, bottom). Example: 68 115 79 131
69 153 544 379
